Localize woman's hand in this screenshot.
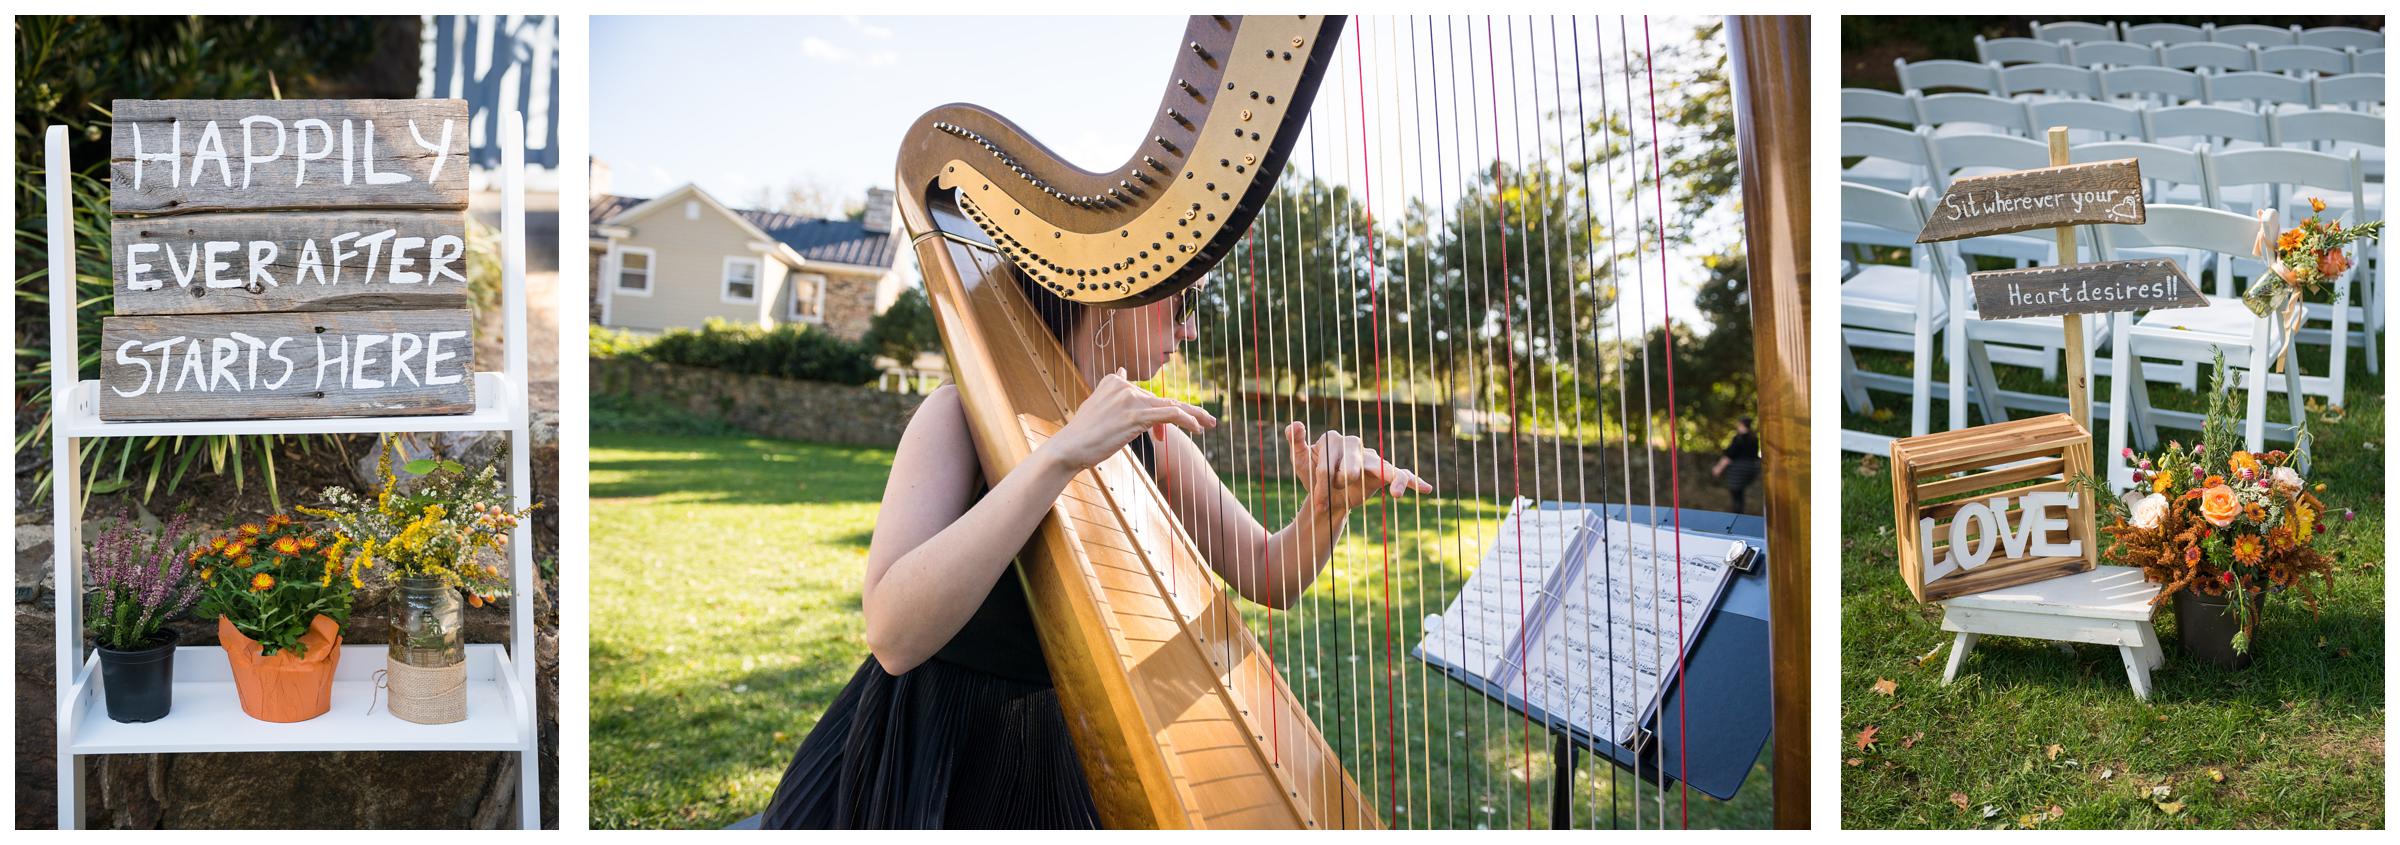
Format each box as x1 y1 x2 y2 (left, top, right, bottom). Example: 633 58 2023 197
1043 369 1217 471
1284 421 1432 516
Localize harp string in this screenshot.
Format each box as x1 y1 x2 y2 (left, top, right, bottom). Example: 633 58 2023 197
1350 16 1400 823
1633 17 1692 827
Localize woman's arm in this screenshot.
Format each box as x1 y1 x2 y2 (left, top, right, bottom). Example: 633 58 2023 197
860 386 1080 674
1154 421 1428 609
862 376 1217 674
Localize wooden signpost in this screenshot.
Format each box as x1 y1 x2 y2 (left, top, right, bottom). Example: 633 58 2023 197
1968 258 2207 320
1894 130 2209 602
101 99 473 421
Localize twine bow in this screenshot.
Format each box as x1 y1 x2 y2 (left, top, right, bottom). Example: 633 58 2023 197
2246 209 2307 373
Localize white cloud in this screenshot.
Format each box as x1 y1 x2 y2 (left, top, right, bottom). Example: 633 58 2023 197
843 15 893 40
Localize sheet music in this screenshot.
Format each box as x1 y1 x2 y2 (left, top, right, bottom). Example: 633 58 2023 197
1418 507 1749 748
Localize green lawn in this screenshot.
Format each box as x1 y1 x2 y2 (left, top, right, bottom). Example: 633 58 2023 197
1838 341 2387 829
590 423 1771 829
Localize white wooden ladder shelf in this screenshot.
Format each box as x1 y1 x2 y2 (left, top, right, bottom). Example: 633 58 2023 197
46 108 542 830
1938 565 2166 701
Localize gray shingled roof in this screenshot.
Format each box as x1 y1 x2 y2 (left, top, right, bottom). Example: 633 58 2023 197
592 193 899 270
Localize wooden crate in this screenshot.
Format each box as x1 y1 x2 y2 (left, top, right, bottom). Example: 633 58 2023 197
1890 413 2098 602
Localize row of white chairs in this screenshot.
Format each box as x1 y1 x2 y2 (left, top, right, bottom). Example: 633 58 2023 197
2029 21 2382 51
1841 186 2346 492
1895 60 2385 110
1843 96 2386 181
1972 37 2382 76
1842 131 2381 357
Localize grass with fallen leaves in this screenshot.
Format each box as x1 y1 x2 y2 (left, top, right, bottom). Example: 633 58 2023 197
590 418 1774 828
1839 341 2386 828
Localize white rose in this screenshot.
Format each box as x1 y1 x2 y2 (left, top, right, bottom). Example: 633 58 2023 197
2270 466 2303 494
2129 493 2169 530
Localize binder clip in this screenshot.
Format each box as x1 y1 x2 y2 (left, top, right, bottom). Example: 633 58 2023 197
1726 541 1759 573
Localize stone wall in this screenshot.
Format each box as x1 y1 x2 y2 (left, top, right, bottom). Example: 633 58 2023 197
593 358 925 447
819 271 881 342
592 358 1739 511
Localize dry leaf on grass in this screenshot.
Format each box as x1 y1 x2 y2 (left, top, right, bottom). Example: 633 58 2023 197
1902 731 1923 749
1855 725 1880 750
1872 678 1898 696
2208 768 2225 783
1846 757 1863 767
2155 801 2184 815
2018 813 2040 829
2045 743 2063 760
1950 792 1970 812
2047 805 2064 820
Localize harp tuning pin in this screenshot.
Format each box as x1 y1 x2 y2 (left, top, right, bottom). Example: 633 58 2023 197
1153 137 1179 154
1291 36 1304 48
1177 79 1199 97
1189 41 1210 61
1166 108 1190 126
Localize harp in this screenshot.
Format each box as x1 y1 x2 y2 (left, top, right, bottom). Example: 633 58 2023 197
895 15 1807 829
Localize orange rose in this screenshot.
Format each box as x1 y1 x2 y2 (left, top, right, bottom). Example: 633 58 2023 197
2199 483 2241 527
2317 248 2349 278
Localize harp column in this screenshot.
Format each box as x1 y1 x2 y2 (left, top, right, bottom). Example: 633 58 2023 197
1725 14 1811 831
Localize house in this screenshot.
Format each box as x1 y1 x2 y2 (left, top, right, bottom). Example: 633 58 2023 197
590 181 903 341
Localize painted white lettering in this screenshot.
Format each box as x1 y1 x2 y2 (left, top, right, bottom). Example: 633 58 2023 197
291 118 334 186
237 115 285 190
125 243 162 291
424 330 466 385
352 333 386 389
111 341 152 398
190 120 231 188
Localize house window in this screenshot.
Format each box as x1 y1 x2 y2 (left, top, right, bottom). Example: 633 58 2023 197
614 247 654 296
722 257 761 304
790 272 827 323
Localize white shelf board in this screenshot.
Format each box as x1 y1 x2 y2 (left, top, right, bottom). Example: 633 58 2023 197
58 371 516 438
65 643 528 755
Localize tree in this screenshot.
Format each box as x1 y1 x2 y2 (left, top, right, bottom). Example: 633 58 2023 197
862 285 940 367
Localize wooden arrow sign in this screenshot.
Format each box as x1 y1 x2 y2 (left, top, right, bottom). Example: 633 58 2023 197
1916 158 2144 243
1969 258 2207 320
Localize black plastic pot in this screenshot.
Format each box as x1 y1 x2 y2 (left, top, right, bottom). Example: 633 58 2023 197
2173 588 2258 671
96 633 179 723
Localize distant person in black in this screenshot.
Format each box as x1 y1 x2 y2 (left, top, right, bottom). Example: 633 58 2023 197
1713 417 1762 514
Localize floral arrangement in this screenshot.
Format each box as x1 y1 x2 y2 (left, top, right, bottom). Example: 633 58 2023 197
2246 196 2384 318
192 513 356 656
2077 354 2348 653
86 513 203 651
298 434 534 606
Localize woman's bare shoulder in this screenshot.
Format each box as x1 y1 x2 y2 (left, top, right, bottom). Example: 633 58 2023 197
895 383 973 462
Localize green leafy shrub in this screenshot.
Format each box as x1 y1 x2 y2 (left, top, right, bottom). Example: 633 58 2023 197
860 285 939 365
638 319 878 385
588 325 653 359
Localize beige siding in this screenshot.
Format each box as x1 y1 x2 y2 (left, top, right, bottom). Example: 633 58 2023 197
604 199 778 332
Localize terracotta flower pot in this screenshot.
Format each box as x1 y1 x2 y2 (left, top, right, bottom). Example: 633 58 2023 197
218 615 343 722
2172 588 2260 670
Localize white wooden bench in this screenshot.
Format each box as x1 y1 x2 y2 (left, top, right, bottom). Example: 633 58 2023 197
1938 565 2166 700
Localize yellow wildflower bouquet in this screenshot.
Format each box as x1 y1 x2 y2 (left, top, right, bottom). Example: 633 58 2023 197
191 513 356 656
299 435 536 606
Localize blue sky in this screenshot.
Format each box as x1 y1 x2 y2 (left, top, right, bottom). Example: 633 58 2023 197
592 15 1729 331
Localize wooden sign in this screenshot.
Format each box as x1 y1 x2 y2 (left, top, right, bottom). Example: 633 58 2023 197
98 309 475 421
111 211 470 315
111 99 469 215
1890 414 2096 602
1915 158 2144 243
1968 258 2207 320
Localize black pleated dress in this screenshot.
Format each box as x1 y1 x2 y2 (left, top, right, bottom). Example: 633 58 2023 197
761 437 1158 829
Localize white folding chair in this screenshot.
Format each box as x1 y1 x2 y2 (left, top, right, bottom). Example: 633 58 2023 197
2075 138 2219 217
2001 64 2105 101
2029 99 2147 147
2298 26 2382 52
2121 22 2208 46
1977 35 2069 66
2033 20 2117 44
2208 146 2375 383
2203 70 2316 112
2100 66 2204 105
1842 87 1917 124
2272 109 2386 182
2101 205 2301 490
2144 103 2272 150
1927 132 2051 190
2211 23 2300 48
2313 72 2386 110
1943 225 2113 426
2255 45 2352 78
2355 49 2387 75
2162 41 2256 73
1917 91 2033 137
1841 121 1934 194
1841 182 1953 451
2074 40 2165 69
1896 58 2002 95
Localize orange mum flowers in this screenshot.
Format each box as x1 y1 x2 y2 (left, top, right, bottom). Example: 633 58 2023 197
274 536 302 555
249 572 276 592
2231 534 2264 566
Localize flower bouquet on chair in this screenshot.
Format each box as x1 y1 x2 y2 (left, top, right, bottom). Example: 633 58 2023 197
86 513 203 723
192 514 357 722
2245 196 2383 323
301 434 533 725
2077 353 2349 668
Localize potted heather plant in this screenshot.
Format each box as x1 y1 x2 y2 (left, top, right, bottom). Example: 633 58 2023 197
85 513 203 723
301 434 532 724
193 514 357 722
